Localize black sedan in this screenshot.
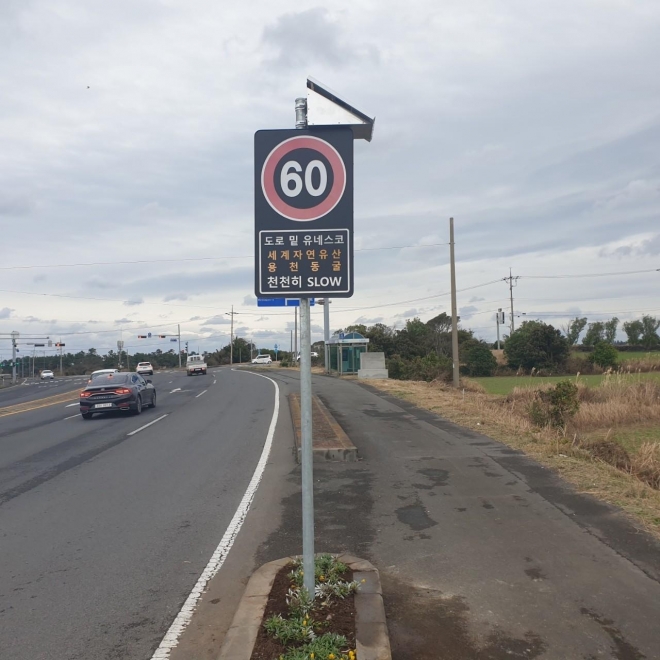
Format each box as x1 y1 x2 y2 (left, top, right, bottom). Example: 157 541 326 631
79 372 156 420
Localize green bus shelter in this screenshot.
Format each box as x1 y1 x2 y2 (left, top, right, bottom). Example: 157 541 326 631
327 332 369 375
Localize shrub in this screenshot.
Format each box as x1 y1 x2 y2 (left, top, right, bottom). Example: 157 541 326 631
464 343 497 377
588 342 619 369
505 321 570 371
387 352 451 381
529 380 580 428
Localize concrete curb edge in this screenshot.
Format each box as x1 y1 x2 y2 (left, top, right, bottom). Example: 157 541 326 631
216 554 392 660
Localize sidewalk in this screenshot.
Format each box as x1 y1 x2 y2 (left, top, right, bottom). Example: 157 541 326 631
256 371 660 659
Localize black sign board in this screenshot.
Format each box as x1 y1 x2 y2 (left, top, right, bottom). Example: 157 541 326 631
254 127 353 298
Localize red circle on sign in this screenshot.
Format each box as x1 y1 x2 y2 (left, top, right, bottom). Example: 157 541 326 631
261 135 346 222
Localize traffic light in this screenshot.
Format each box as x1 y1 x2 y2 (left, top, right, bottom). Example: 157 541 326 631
55 343 66 347
138 335 148 339
159 335 167 339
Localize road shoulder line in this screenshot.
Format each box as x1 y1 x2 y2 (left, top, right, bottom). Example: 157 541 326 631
150 369 280 659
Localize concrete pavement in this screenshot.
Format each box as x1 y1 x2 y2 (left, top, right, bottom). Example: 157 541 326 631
244 370 660 660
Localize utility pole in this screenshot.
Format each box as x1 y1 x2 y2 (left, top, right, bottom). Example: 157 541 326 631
294 306 298 362
496 309 504 350
503 269 519 336
225 306 238 366
295 95 315 598
449 218 460 388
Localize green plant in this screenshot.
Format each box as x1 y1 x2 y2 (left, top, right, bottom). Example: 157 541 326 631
589 342 619 369
264 614 316 645
464 343 497 377
280 633 352 660
528 380 580 428
505 321 570 371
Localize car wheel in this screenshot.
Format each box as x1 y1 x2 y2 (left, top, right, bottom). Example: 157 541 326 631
149 392 157 408
134 396 143 415
82 412 93 420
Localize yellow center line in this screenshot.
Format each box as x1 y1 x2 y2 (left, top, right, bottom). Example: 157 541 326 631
0 390 81 417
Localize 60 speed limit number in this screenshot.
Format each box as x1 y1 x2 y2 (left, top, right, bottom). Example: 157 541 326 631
260 135 347 222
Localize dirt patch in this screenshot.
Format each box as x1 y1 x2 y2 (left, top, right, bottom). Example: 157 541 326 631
382 573 546 659
585 440 632 471
250 563 356 660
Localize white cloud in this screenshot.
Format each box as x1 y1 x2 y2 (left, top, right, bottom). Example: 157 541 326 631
1 0 659 350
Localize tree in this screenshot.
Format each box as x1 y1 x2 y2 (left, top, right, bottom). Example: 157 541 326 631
623 320 644 345
582 321 605 346
504 320 570 371
640 315 660 348
589 342 619 369
604 317 619 344
464 343 497 377
563 317 587 346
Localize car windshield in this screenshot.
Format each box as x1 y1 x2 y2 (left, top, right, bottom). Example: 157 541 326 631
88 373 130 385
138 363 150 366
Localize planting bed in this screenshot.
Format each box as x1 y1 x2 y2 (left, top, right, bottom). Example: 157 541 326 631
251 562 356 660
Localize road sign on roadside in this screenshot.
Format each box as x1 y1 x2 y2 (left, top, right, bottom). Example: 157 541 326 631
257 298 315 307
254 127 354 298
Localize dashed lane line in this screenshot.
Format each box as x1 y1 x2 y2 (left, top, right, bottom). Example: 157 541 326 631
127 414 169 437
195 389 207 398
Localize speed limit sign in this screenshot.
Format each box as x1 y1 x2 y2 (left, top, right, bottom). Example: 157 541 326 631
254 127 353 298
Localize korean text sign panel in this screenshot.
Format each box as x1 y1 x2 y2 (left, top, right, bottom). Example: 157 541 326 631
254 127 353 298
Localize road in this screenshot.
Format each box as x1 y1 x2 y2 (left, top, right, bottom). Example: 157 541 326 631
0 367 277 660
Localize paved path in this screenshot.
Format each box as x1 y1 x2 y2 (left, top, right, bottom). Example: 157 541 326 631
246 371 660 660
0 367 277 660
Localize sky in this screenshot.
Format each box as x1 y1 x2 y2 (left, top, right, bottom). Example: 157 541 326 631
1 0 659 360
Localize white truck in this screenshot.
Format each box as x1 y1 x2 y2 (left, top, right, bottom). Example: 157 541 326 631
186 354 207 376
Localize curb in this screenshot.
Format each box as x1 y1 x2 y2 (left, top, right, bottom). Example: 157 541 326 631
289 393 358 463
217 554 392 660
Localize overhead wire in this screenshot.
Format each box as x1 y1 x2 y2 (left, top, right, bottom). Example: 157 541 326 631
0 242 451 271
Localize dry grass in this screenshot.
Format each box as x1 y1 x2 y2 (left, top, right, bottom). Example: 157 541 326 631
367 377 660 538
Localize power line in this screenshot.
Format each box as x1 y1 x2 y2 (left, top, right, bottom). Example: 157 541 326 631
520 267 659 280
332 279 503 312
0 242 451 271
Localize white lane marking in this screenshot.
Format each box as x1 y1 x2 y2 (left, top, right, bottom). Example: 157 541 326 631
65 402 79 408
169 388 181 393
127 414 169 437
150 369 280 659
195 389 207 398
213 380 216 385
168 380 173 384
63 414 79 420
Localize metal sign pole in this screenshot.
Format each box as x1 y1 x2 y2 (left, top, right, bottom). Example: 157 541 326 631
11 331 18 384
296 96 316 598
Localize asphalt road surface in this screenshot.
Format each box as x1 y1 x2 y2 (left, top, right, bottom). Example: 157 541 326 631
0 367 276 660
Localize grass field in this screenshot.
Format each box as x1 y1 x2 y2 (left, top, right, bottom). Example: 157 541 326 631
473 372 660 395
570 350 660 362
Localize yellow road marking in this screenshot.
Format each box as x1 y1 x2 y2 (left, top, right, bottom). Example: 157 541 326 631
0 390 81 418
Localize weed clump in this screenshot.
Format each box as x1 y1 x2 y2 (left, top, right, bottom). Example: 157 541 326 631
529 380 580 428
